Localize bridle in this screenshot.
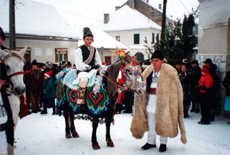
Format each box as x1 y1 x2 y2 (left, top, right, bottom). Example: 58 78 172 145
2 50 25 79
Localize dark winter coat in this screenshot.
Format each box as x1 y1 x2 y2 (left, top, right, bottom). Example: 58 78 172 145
43 77 56 99
179 71 191 105
189 66 201 88
223 70 230 96
24 69 44 95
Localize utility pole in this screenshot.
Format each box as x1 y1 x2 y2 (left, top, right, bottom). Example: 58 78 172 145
9 0 16 50
161 0 167 42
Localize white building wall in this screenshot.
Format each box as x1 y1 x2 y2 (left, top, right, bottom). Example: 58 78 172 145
106 28 161 60
3 39 78 64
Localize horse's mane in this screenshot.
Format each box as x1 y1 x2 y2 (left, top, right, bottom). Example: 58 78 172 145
107 62 122 97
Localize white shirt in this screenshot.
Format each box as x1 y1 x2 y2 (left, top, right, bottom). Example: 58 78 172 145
146 70 160 113
74 46 102 71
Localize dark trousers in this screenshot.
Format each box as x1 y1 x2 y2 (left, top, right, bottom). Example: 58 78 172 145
199 92 210 123
42 98 55 113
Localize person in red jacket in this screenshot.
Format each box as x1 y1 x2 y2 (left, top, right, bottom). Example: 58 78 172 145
196 65 214 125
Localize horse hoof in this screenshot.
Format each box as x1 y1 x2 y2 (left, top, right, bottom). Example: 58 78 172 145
107 140 114 147
65 133 72 138
92 144 101 150
71 130 80 138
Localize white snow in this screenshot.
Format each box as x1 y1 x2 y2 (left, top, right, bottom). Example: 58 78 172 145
14 108 230 155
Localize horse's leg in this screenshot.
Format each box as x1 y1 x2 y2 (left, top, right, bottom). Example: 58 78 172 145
92 118 100 150
106 119 114 147
70 111 79 138
63 111 72 138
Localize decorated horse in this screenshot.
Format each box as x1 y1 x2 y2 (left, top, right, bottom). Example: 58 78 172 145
56 50 145 150
0 47 27 152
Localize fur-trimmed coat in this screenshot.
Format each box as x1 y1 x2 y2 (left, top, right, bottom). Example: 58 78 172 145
130 63 187 144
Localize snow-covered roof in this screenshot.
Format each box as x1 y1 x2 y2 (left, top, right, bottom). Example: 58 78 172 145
94 5 161 32
78 27 126 49
147 0 199 21
0 0 80 39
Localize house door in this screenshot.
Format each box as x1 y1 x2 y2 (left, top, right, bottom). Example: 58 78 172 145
105 56 111 65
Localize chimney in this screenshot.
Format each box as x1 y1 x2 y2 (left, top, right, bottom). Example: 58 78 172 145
115 6 121 11
159 4 162 10
129 0 135 9
104 13 109 24
146 0 149 3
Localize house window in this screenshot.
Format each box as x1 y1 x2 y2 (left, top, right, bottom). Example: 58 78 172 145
157 33 160 42
134 34 140 44
16 47 31 62
116 36 120 42
152 33 155 43
55 48 68 62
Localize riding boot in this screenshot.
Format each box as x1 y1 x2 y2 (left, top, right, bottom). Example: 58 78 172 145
77 86 87 112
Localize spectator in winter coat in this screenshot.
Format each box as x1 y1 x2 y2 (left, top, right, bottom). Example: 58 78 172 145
179 63 191 118
174 60 182 74
41 70 56 115
223 70 230 124
203 58 220 121
24 59 44 113
189 60 201 113
196 65 214 125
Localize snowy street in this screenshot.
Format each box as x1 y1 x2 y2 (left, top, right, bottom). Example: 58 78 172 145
14 109 230 155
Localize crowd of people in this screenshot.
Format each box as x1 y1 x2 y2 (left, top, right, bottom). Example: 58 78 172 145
1 25 230 154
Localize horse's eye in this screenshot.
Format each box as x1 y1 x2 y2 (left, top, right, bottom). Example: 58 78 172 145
5 65 10 70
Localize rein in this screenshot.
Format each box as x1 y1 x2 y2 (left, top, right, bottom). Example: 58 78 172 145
98 68 132 92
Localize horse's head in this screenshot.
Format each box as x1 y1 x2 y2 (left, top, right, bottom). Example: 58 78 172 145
122 63 146 95
0 47 27 96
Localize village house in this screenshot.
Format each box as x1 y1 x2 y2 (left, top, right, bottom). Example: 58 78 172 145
95 0 198 62
0 0 125 65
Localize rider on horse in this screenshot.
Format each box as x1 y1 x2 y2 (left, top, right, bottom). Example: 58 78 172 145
73 27 102 110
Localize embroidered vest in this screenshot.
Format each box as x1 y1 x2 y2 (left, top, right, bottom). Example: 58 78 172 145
146 71 153 93
80 45 96 66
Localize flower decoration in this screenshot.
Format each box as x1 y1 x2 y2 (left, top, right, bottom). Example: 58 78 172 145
113 49 136 63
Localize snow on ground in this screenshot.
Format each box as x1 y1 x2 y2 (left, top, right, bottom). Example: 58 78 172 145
14 109 230 155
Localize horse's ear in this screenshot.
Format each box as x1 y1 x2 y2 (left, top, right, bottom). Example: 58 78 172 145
0 49 9 58
19 46 27 56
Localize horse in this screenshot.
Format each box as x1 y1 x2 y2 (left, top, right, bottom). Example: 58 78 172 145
56 60 145 150
0 47 26 138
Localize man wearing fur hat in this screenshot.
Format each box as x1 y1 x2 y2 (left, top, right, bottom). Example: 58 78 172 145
73 27 102 109
130 50 187 152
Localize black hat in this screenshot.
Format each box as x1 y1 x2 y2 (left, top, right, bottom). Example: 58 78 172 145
31 59 37 66
0 63 7 80
83 27 93 39
0 27 5 41
191 60 199 65
203 58 213 64
151 50 164 60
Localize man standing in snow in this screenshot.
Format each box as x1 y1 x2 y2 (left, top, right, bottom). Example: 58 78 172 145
73 27 102 110
130 50 187 152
